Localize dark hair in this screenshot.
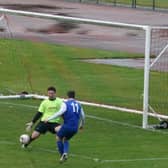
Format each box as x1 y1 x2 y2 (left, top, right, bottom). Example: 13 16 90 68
47 86 56 93
67 90 75 98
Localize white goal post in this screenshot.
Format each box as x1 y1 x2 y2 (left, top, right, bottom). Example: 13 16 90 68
0 8 167 129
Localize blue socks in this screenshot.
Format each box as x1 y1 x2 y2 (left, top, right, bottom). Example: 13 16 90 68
57 141 63 155
63 140 69 154
57 140 69 155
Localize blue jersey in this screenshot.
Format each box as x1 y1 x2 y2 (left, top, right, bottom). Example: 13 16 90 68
63 99 82 129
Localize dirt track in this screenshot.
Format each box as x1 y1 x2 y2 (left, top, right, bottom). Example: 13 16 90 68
0 0 168 54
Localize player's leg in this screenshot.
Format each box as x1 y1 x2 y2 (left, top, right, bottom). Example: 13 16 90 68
55 125 64 156
59 137 69 162
56 136 64 156
61 132 76 157
58 137 69 163
54 125 61 133
58 126 77 163
47 123 63 155
62 137 69 155
22 130 41 148
23 121 47 148
29 130 41 143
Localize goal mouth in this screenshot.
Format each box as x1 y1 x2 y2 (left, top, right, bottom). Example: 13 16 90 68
0 8 167 129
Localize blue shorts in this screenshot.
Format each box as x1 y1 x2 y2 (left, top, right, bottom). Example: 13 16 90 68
57 125 77 140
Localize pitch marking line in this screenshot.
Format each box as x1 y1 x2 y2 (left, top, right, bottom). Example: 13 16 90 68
1 139 168 164
1 101 168 134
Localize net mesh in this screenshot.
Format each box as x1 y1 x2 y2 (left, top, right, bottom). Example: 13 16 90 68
0 12 146 111
149 28 168 119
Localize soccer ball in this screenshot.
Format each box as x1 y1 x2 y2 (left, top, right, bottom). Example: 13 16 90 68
19 134 30 144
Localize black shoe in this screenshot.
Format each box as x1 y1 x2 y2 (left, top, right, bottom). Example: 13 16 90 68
21 143 28 148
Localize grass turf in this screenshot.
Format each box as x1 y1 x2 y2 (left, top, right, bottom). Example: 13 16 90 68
0 39 166 113
0 39 168 167
0 99 168 168
0 39 144 110
97 0 168 8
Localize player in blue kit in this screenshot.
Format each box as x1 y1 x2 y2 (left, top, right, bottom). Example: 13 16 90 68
45 90 85 163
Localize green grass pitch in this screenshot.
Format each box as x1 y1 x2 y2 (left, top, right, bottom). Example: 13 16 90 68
0 39 168 168
0 39 164 111
0 99 168 168
100 0 168 8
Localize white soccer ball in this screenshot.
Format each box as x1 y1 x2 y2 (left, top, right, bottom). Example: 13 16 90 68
19 134 30 144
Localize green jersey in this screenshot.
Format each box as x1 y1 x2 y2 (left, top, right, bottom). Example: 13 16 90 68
38 97 63 123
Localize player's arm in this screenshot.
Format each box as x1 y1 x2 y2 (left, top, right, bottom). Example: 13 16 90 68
32 111 43 123
79 107 85 129
25 101 44 132
25 111 43 132
45 102 67 122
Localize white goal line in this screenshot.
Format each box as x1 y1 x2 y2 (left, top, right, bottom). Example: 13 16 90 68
0 94 168 120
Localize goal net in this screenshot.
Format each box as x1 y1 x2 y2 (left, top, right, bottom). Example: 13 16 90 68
0 8 167 128
146 27 168 128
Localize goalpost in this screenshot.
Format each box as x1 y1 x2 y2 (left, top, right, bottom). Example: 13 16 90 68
0 8 167 129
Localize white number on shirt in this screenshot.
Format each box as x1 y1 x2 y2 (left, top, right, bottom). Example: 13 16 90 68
71 102 79 113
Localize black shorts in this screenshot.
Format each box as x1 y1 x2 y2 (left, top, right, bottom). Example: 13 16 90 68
34 121 60 134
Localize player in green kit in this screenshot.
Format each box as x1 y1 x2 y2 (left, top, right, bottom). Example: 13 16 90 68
22 86 63 148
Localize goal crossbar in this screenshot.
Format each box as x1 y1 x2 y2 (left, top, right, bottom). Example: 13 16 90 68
0 8 148 30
